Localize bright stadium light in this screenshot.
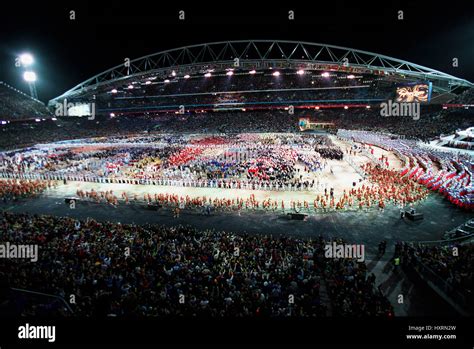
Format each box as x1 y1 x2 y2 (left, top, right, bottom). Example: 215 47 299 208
204 72 212 77
272 71 280 76
128 85 134 89
171 70 176 76
347 74 355 79
366 105 371 109
184 74 190 79
19 53 34 66
226 71 234 76
145 81 152 85
23 71 37 82
297 69 305 75
249 70 257 74
110 113 115 117
111 89 118 93
315 106 320 110
344 106 349 109
321 72 330 77
164 79 170 83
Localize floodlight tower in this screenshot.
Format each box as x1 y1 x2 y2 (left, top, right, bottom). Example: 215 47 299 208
19 53 38 99
23 71 38 99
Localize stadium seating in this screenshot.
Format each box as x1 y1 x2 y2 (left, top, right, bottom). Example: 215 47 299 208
0 81 51 120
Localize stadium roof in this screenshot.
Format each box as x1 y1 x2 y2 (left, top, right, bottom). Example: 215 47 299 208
49 40 473 104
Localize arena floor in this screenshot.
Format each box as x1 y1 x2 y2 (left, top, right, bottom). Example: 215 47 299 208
8 136 404 206
1 136 471 254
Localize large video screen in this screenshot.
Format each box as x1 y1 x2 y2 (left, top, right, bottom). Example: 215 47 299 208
396 83 432 103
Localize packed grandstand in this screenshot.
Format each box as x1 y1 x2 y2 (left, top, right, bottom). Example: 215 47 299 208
0 40 473 319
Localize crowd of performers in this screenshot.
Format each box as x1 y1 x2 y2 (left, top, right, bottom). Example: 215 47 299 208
338 129 473 211
0 134 341 190
0 179 52 201
1 130 471 211
73 161 428 213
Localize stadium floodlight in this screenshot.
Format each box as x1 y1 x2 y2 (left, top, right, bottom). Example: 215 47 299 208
297 69 305 75
35 118 41 122
344 106 349 109
315 106 320 110
204 72 212 77
111 89 118 93
272 71 280 76
249 70 257 74
145 81 152 85
164 79 170 83
51 117 57 121
184 74 190 79
110 113 115 117
321 72 330 77
23 71 37 82
127 85 134 89
366 105 371 109
19 53 34 66
171 70 176 76
347 74 355 79
226 71 234 76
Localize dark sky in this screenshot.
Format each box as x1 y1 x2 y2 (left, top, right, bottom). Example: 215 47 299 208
0 1 473 102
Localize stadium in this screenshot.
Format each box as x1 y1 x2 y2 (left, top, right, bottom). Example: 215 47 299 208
0 4 473 346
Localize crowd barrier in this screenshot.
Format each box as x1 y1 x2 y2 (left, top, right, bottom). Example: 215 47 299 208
0 171 317 192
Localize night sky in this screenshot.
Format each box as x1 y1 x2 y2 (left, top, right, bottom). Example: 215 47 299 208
0 1 473 102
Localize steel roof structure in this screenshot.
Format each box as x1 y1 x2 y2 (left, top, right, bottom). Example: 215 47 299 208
49 40 473 104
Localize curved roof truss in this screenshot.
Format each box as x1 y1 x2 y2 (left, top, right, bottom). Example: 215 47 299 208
50 40 473 103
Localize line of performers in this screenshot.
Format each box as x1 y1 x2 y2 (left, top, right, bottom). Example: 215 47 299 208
74 162 428 213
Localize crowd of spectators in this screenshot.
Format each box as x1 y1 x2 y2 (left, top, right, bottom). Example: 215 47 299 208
0 211 394 317
397 242 473 310
0 82 51 120
1 104 471 152
99 70 393 111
